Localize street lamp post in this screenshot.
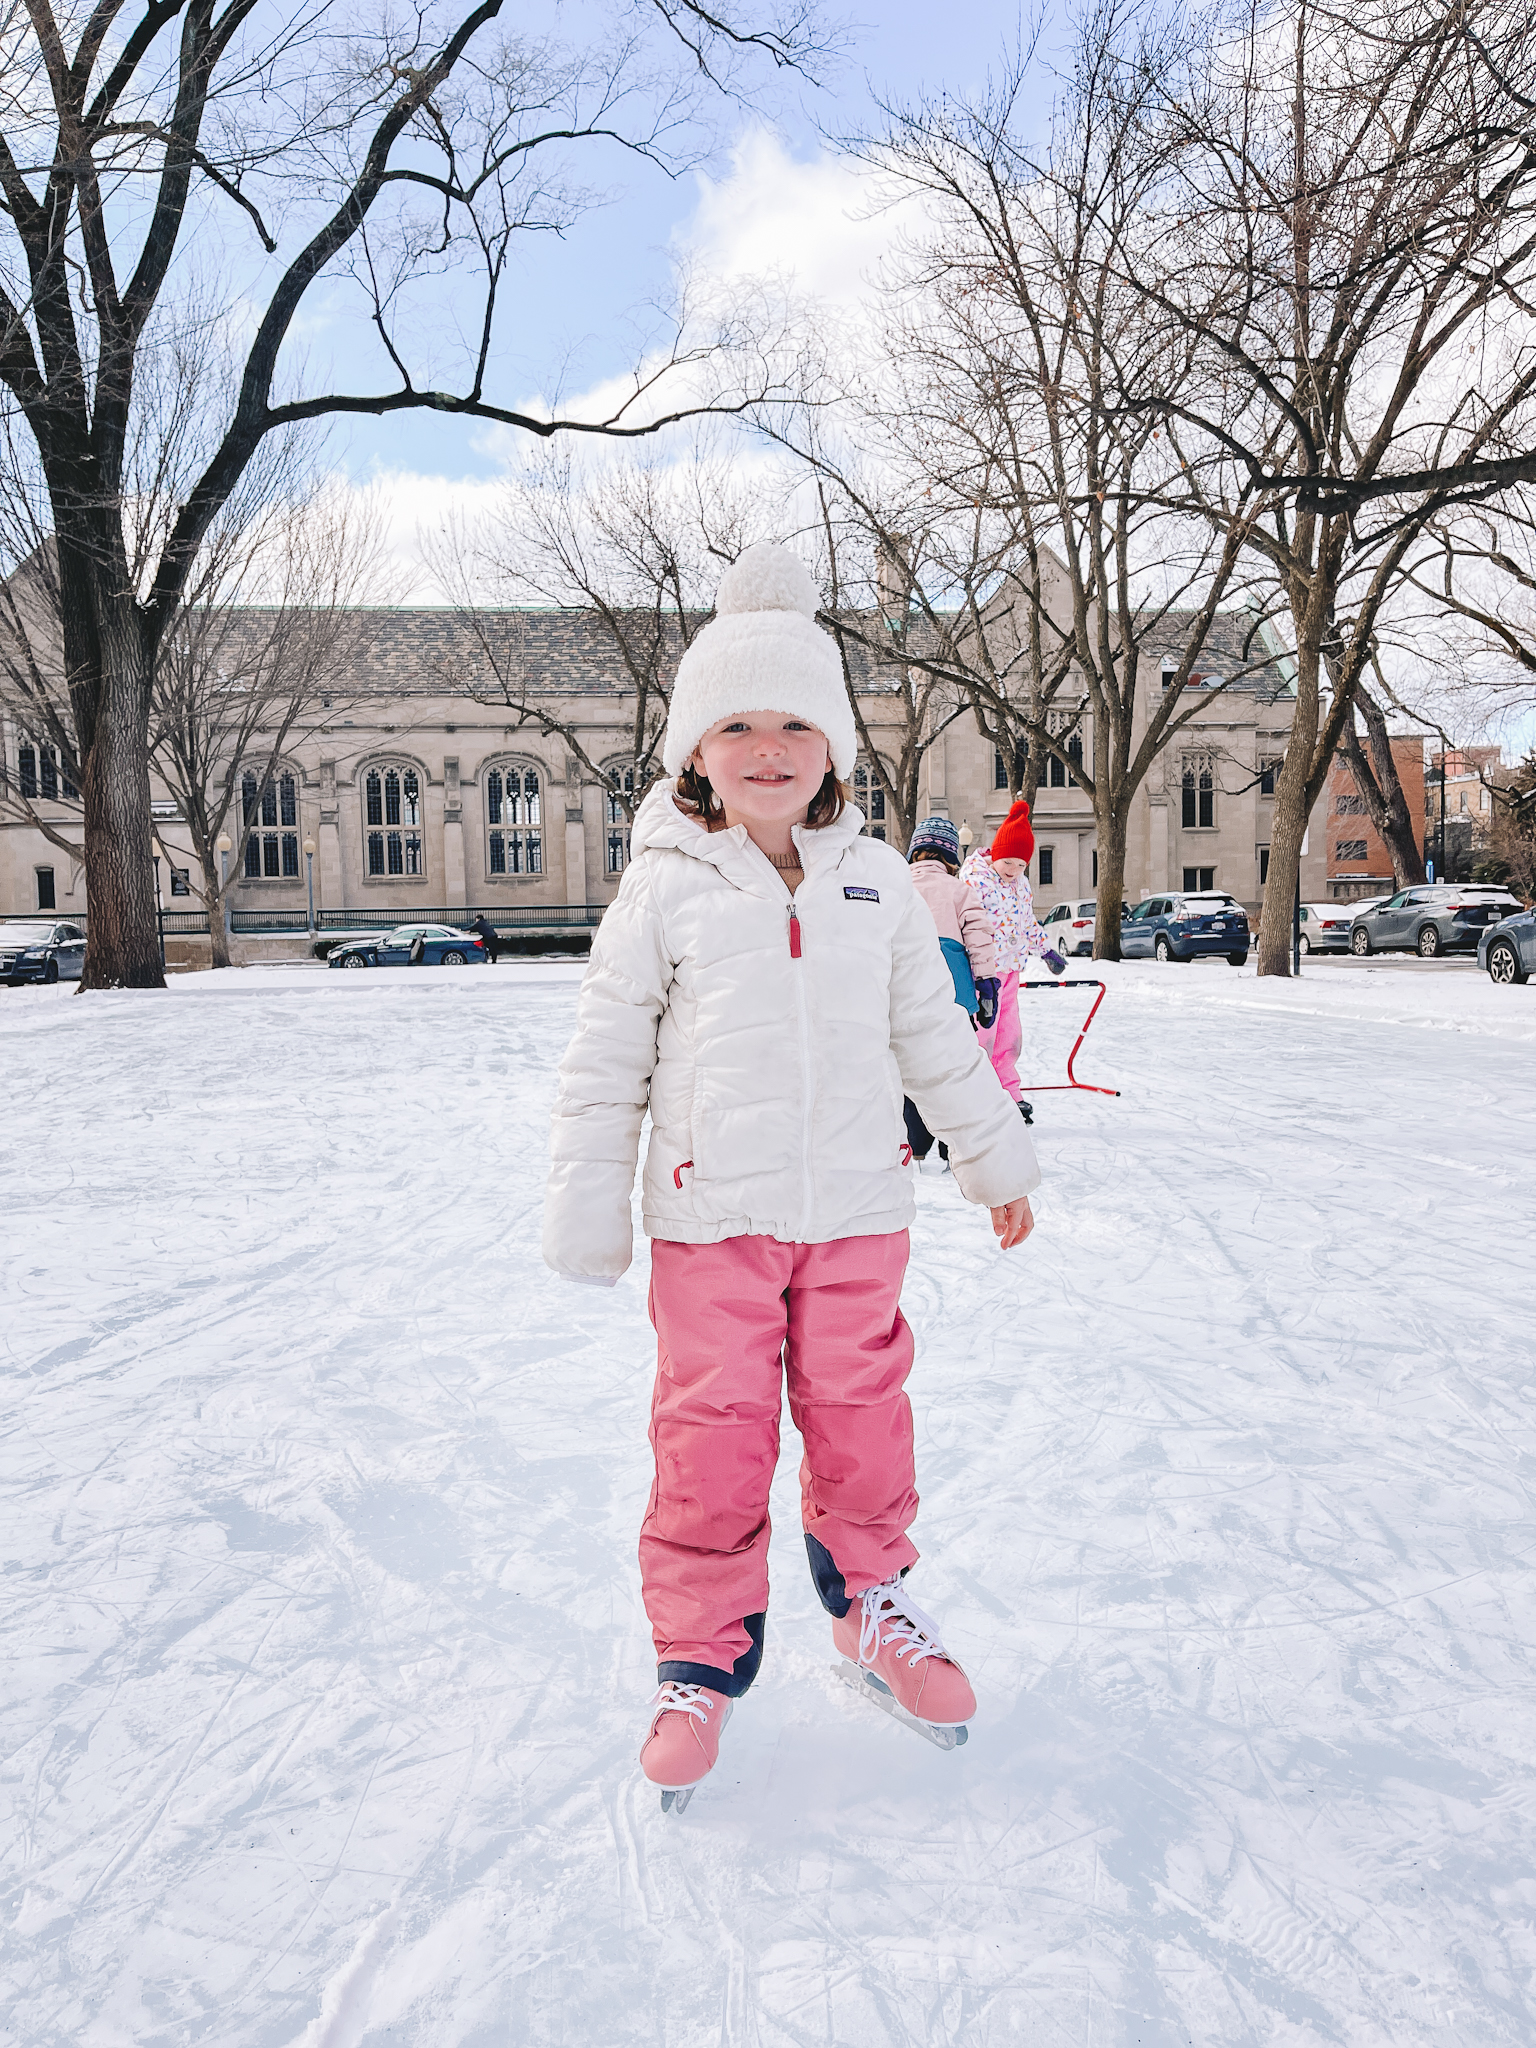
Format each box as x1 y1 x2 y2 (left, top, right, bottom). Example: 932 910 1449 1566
303 837 317 933
216 833 232 939
152 852 166 973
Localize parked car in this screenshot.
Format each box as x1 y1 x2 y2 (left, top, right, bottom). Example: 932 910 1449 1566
1348 885 1522 958
1120 892 1250 965
2 919 87 985
1297 904 1357 954
1039 898 1127 957
1479 905 1536 984
327 924 487 970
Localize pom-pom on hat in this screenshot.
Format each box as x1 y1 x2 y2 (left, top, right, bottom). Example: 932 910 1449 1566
990 800 1036 864
908 816 961 867
661 542 857 779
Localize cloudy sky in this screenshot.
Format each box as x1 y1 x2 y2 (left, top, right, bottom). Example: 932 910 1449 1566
323 2 1064 589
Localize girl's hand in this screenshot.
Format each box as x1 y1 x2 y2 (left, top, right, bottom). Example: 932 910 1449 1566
991 1197 1035 1250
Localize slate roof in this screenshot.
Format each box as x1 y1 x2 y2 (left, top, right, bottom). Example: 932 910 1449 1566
222 601 1292 702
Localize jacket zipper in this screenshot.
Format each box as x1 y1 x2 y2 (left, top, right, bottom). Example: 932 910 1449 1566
788 899 813 1234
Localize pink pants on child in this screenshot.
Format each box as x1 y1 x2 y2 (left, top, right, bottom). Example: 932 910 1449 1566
977 967 1022 1100
642 1231 918 1696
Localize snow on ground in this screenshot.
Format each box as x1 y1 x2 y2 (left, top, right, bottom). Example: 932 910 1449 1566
3 956 1534 2047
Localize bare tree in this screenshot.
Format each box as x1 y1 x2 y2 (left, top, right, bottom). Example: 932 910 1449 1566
1102 0 1536 972
0 0 833 987
150 484 388 967
855 43 1280 956
437 438 770 817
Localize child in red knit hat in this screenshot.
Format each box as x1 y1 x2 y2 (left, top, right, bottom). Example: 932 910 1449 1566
959 801 1067 1114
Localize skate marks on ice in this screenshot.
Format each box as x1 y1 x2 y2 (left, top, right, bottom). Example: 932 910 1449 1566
3 966 1535 2045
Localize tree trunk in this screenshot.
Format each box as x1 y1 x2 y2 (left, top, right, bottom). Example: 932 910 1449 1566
1346 685 1426 886
205 863 233 970
80 664 166 990
1093 800 1128 962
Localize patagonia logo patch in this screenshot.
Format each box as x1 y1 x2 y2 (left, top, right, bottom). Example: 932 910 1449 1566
844 885 880 903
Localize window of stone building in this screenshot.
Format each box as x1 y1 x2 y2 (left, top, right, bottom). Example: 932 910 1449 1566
1259 845 1270 884
364 763 425 878
1260 759 1280 796
170 868 191 896
1049 751 1067 788
1335 838 1369 861
17 739 77 802
1458 788 1468 814
1066 733 1082 786
1038 847 1054 885
36 866 55 910
1092 848 1099 886
243 770 301 878
995 749 1009 791
853 762 887 840
1181 754 1215 828
485 763 541 876
605 764 635 874
1183 865 1216 892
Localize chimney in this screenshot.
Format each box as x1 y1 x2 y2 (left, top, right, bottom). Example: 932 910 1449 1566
877 535 913 624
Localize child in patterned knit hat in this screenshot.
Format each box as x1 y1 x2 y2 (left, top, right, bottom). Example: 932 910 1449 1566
959 801 1068 1119
903 816 1003 1167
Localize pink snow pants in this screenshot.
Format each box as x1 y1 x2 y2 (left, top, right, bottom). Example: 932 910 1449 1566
642 1231 918 1696
978 968 1023 1100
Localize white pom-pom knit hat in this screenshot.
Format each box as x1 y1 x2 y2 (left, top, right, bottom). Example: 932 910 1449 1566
661 542 857 779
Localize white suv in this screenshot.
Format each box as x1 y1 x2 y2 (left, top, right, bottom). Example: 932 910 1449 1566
1040 899 1103 957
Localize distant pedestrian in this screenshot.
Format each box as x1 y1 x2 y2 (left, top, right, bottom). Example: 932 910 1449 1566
471 914 502 963
959 802 1068 1121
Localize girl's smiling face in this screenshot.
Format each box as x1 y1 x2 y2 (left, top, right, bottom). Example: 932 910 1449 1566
692 714 831 829
992 857 1028 883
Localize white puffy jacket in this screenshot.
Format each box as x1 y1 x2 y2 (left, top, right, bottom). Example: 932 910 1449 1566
542 784 1041 1279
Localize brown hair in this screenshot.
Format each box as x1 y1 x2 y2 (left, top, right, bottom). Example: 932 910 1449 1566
675 761 848 831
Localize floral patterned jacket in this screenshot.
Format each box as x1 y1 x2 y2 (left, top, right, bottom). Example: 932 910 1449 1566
958 849 1051 973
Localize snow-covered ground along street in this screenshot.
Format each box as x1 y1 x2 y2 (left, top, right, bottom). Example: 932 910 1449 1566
4 958 1534 2047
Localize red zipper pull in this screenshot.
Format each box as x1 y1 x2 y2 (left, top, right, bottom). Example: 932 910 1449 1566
788 904 802 958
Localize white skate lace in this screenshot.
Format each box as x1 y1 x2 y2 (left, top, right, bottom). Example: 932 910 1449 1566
648 1681 715 1724
857 1578 950 1670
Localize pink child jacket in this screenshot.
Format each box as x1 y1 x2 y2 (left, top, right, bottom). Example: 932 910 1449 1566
908 859 999 979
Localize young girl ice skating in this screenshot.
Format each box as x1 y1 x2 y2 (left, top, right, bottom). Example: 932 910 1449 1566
543 545 1039 1805
902 815 1001 1168
959 804 1067 1118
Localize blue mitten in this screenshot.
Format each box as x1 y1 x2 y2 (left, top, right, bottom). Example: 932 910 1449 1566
1042 947 1068 977
975 976 1000 1029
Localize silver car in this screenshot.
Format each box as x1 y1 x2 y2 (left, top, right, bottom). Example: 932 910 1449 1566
1348 885 1521 958
1297 903 1357 954
1479 906 1536 984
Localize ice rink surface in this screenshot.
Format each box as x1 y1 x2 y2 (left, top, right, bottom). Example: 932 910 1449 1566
3 957 1534 2047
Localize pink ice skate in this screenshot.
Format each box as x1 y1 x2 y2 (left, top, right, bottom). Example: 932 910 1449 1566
832 1577 975 1749
640 1681 733 1812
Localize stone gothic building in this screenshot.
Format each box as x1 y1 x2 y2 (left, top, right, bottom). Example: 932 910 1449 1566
1 596 1329 935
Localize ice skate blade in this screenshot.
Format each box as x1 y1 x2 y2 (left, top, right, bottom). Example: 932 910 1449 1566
659 1787 694 1815
831 1661 970 1750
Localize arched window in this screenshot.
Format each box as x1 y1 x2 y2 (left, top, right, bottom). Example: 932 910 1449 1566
853 761 887 841
242 769 301 878
16 737 77 802
605 763 636 874
364 762 424 878
485 762 541 876
1181 753 1215 830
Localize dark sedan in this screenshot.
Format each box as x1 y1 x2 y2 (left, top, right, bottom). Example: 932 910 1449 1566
3 919 87 985
1121 892 1251 965
327 923 486 970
